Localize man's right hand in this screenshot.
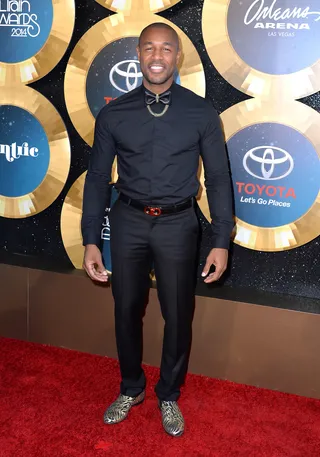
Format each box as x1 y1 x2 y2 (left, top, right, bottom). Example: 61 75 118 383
83 244 108 283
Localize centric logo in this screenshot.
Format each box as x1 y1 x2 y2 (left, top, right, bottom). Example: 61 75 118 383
109 60 143 93
243 146 294 180
0 105 49 198
0 85 71 218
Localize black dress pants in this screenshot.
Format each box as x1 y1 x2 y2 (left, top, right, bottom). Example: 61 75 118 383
109 197 199 401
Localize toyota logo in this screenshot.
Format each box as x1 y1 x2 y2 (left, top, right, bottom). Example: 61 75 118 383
109 60 143 93
243 146 294 180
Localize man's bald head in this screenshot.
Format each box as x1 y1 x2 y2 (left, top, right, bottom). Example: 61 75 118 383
138 23 180 50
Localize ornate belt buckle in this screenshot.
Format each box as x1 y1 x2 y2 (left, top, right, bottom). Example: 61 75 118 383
144 206 162 216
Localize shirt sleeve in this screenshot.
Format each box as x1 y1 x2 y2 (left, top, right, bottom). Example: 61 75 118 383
81 108 117 248
200 104 234 249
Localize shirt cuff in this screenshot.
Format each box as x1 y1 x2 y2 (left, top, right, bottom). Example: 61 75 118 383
211 238 230 250
210 224 233 250
82 233 102 248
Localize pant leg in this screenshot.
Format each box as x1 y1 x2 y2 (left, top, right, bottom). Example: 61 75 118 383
150 205 199 401
109 199 152 397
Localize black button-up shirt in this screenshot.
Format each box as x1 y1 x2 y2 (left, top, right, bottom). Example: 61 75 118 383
82 82 234 249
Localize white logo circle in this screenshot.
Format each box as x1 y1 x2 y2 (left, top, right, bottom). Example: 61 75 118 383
109 60 142 93
243 146 294 180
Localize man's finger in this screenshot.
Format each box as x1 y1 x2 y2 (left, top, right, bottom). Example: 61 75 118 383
204 265 224 283
201 259 212 277
90 264 108 282
85 263 108 282
91 271 108 282
96 263 108 276
95 266 109 282
85 263 98 280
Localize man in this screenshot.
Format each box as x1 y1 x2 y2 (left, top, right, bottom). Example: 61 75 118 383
82 22 234 437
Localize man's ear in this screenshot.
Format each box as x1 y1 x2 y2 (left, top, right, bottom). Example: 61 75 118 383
136 46 140 60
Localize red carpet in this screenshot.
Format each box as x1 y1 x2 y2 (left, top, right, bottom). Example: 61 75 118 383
1 338 320 457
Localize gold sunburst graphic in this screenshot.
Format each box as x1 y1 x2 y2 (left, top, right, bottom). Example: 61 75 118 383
95 0 182 14
61 172 87 270
0 86 71 218
0 0 75 86
202 0 320 100
197 98 320 252
64 11 205 146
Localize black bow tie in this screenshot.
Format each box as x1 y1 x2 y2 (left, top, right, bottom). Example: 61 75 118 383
145 90 171 106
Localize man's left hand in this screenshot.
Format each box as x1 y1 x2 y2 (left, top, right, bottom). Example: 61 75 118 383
201 248 228 283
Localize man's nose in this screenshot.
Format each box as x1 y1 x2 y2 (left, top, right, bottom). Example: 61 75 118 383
152 48 162 60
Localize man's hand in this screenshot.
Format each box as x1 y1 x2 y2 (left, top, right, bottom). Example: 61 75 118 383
83 244 108 283
201 248 228 283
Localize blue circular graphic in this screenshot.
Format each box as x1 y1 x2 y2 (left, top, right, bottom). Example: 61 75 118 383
0 0 53 63
227 0 320 75
227 122 320 228
0 105 50 197
86 37 181 118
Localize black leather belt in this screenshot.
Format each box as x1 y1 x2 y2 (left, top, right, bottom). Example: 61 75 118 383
119 193 193 216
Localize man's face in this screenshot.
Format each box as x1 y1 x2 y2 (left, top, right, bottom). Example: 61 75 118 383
137 27 181 87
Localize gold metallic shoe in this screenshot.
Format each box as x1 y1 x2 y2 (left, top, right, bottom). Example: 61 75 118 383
159 401 185 437
103 391 145 424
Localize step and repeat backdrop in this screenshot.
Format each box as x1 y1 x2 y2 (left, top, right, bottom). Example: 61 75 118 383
0 0 319 300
